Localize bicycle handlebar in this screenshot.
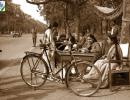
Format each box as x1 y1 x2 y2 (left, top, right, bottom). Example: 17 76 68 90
39 39 75 53
39 39 50 49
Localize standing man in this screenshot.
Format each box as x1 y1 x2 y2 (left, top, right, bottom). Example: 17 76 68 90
43 22 58 50
32 29 37 47
43 22 58 71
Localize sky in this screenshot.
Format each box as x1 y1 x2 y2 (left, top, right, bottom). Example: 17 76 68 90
12 0 46 24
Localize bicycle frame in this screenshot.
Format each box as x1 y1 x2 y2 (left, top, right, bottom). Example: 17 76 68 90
41 46 71 79
41 47 53 73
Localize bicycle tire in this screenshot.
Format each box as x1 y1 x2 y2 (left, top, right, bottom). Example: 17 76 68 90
65 61 102 97
20 54 49 88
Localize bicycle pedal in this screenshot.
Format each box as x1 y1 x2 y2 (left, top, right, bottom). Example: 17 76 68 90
47 77 54 81
41 75 46 79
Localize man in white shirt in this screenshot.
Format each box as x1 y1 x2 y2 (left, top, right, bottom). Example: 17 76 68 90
43 22 58 72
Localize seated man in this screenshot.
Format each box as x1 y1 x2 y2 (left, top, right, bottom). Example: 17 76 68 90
79 34 102 61
77 34 102 77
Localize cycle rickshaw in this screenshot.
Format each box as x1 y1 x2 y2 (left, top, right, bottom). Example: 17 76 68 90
20 40 102 97
20 39 130 97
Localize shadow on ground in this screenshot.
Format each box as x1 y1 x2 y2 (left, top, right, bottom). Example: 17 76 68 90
0 74 123 100
0 58 21 70
0 74 67 100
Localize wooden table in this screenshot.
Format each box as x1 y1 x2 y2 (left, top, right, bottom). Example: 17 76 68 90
57 51 97 63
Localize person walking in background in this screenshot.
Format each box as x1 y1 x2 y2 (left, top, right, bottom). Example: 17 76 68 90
32 29 37 47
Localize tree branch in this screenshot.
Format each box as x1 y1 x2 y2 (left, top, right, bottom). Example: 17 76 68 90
26 0 72 5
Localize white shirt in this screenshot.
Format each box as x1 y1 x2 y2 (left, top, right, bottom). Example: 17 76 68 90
43 28 52 44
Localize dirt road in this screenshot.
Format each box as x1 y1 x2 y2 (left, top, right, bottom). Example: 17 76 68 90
0 34 130 100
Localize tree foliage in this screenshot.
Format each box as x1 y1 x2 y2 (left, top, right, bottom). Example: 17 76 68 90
0 0 46 34
36 0 122 37
39 0 101 35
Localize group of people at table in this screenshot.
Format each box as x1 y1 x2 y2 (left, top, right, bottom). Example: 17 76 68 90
43 22 123 88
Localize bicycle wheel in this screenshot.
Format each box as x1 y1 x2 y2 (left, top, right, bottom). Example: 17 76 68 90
20 54 49 88
66 61 102 97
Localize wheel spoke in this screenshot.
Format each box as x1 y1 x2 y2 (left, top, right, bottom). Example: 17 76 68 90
31 72 33 85
21 55 48 88
27 56 33 71
66 61 102 97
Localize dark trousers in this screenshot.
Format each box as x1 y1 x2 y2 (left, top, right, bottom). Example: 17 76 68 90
33 37 36 47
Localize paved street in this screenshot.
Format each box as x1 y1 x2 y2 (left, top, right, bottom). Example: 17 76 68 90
0 34 130 100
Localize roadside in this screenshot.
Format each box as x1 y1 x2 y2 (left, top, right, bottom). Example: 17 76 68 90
0 34 42 69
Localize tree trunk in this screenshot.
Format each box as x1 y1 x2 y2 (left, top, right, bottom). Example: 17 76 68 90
75 4 80 41
120 0 130 43
101 19 108 38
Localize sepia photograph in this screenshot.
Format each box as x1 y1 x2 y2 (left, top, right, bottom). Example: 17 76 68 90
0 0 130 100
